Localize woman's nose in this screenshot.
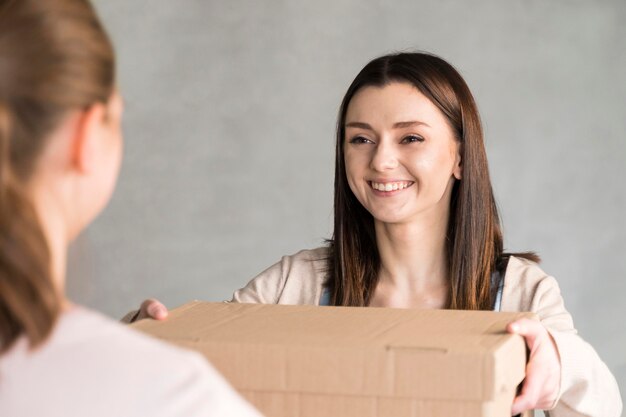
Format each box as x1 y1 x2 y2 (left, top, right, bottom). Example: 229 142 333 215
370 141 399 172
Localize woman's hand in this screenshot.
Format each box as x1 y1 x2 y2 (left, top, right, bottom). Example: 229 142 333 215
133 298 169 321
507 318 561 415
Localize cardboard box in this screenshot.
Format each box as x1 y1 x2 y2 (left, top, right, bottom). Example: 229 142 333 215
133 301 535 417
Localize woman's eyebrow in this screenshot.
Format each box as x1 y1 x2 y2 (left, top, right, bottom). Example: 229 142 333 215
345 120 430 129
393 120 430 129
345 121 374 130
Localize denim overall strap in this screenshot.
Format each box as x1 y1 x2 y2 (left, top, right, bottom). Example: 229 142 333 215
492 270 505 312
319 288 331 306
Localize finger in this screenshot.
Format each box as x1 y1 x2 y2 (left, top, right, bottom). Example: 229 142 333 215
511 376 542 415
511 348 546 415
507 318 544 349
140 299 168 320
147 300 168 320
511 394 533 416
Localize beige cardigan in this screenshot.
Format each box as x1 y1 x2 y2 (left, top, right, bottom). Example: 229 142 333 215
230 247 622 417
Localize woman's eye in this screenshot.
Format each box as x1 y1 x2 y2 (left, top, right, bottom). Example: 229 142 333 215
349 136 373 144
401 135 424 144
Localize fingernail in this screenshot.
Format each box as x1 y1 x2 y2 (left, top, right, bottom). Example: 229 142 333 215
510 323 520 332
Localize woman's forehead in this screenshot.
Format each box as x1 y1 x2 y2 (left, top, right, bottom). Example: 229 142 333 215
345 82 448 128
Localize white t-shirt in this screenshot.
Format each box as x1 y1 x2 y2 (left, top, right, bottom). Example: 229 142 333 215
0 306 262 417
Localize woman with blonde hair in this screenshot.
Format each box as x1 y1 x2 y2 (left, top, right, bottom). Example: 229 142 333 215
0 1 261 416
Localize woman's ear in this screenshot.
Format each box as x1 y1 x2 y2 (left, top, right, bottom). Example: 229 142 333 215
453 147 462 180
70 103 106 174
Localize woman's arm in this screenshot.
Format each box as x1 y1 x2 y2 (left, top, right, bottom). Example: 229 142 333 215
122 247 328 322
535 275 622 417
504 257 623 417
231 247 327 304
230 258 286 304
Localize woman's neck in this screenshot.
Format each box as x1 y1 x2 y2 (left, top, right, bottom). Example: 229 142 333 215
29 183 70 297
372 210 450 308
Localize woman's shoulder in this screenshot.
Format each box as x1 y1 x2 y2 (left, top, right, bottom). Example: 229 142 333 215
1 307 257 417
280 246 330 268
231 247 329 305
502 256 575 332
503 255 557 306
72 309 261 416
251 247 329 277
505 255 550 283
57 308 234 392
50 307 213 373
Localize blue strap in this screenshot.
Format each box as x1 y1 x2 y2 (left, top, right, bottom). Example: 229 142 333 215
319 288 331 306
492 270 505 312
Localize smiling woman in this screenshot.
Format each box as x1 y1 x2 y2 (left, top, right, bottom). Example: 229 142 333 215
327 53 529 310
131 52 622 417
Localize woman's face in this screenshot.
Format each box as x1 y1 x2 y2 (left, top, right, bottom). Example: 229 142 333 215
343 82 461 226
75 91 124 236
96 92 124 210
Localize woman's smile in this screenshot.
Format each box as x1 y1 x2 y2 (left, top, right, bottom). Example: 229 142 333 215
368 180 415 195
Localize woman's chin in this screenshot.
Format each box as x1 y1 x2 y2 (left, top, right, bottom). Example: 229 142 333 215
370 211 410 226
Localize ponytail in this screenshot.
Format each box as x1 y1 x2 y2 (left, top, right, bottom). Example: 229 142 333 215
0 103 60 352
0 0 114 351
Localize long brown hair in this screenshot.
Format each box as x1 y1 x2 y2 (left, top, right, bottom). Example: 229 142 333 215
0 0 115 352
326 52 538 309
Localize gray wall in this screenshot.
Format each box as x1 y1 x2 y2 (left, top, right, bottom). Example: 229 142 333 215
71 0 625 406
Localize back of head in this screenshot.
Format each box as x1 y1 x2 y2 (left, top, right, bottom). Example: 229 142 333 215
0 0 114 352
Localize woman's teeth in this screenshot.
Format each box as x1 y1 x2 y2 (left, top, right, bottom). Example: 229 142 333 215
371 181 413 192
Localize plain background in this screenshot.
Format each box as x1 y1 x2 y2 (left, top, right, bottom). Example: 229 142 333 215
72 0 625 409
